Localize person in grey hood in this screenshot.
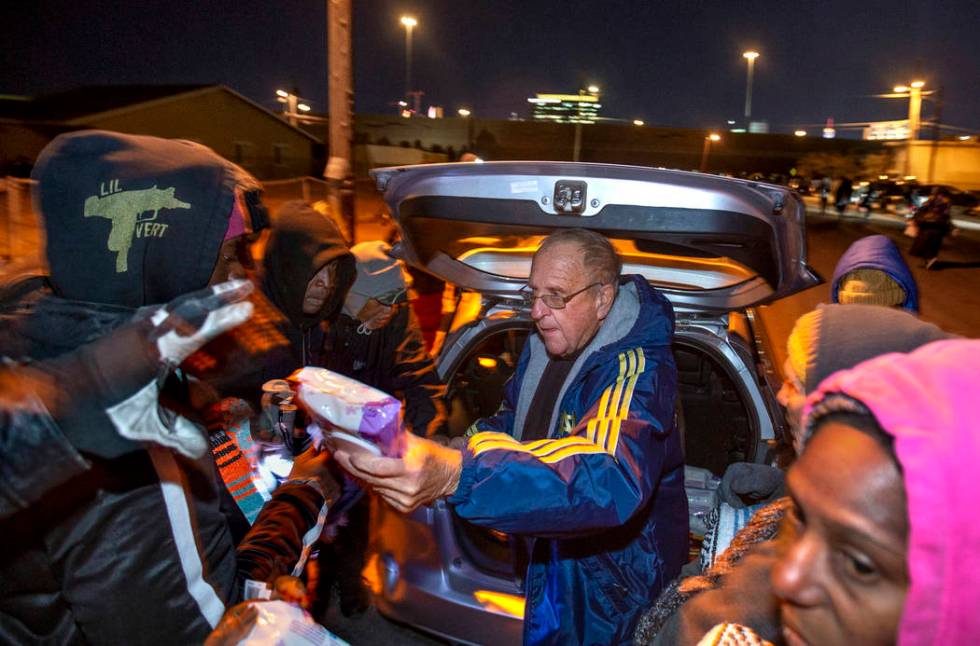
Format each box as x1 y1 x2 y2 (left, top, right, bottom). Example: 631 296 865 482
261 200 356 370
0 131 335 645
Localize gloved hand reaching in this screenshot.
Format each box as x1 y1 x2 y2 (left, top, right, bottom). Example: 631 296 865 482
146 279 255 368
40 280 255 459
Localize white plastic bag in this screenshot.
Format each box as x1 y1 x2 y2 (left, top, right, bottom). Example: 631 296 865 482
233 601 349 646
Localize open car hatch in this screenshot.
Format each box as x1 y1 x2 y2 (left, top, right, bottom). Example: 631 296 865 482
372 162 820 310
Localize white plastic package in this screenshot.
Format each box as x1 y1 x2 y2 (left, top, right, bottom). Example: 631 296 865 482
233 601 349 646
290 367 405 458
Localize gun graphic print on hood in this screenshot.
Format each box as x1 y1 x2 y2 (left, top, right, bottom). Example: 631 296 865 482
32 129 264 307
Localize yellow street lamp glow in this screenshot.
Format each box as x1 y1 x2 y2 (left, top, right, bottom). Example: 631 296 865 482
893 85 909 93
910 80 925 89
457 108 471 117
742 50 760 61
708 133 721 142
276 89 289 98
297 103 311 112
794 130 807 137
633 119 645 126
587 85 600 94
400 15 417 27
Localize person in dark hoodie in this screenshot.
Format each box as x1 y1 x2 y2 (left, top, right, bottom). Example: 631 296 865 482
184 200 354 409
0 130 336 645
198 201 355 544
830 234 918 312
260 200 356 373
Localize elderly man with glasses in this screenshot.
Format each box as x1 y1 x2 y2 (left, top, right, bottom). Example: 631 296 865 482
336 228 687 645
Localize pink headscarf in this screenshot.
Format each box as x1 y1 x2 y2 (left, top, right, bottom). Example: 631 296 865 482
223 193 248 241
802 339 980 646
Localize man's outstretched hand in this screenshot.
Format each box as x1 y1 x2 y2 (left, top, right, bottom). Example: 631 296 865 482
147 278 254 367
334 433 463 513
101 279 255 459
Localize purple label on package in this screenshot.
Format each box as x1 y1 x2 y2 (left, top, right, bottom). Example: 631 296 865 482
290 367 405 457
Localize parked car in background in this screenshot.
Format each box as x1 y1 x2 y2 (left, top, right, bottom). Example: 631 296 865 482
363 162 820 645
911 184 979 217
786 175 811 195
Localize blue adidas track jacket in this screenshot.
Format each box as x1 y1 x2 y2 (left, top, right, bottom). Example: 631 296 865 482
448 275 689 645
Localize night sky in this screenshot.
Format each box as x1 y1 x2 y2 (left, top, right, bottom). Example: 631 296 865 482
3 0 978 134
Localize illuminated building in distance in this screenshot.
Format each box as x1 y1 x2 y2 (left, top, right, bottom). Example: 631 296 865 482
528 88 602 123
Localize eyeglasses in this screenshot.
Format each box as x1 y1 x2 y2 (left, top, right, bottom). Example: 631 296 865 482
519 282 603 310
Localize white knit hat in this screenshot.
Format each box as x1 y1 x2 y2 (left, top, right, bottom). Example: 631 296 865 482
342 241 413 317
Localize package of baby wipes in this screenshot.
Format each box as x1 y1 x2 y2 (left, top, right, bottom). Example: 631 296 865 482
289 367 405 458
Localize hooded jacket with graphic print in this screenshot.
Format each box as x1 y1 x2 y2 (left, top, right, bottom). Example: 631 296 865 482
449 274 689 646
0 131 324 645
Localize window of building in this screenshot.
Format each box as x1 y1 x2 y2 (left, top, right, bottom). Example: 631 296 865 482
272 143 290 166
233 141 254 165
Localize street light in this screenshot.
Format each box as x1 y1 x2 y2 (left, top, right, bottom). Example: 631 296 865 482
633 119 645 126
276 88 306 126
794 129 807 137
700 133 721 172
400 16 417 108
742 50 760 126
457 108 471 117
587 85 600 94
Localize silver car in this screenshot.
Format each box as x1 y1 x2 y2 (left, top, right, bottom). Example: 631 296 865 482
362 162 819 645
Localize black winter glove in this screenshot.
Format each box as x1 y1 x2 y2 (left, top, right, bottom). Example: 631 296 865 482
54 280 254 458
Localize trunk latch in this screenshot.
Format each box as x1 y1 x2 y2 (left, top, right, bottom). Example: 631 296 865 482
553 180 587 214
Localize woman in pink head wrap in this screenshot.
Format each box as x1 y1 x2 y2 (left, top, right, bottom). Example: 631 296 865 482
773 339 980 646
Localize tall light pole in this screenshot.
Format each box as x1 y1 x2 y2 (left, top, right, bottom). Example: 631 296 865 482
893 80 927 140
327 0 355 242
742 50 759 127
700 133 721 172
400 16 417 108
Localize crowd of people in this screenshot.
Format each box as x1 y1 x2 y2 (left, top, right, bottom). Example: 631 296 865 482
1 130 977 646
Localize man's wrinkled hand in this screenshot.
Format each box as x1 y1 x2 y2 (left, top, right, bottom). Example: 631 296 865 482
334 433 462 513
146 279 254 366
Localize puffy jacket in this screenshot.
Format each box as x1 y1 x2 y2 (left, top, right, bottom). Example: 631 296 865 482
0 281 329 645
0 131 324 644
449 275 688 645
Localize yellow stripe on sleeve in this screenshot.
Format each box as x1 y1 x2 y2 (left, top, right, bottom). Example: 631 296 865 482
538 443 608 464
468 347 648 462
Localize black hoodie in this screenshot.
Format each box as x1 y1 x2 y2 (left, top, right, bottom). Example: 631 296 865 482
32 130 261 307
261 200 356 362
184 202 355 407
0 131 320 644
